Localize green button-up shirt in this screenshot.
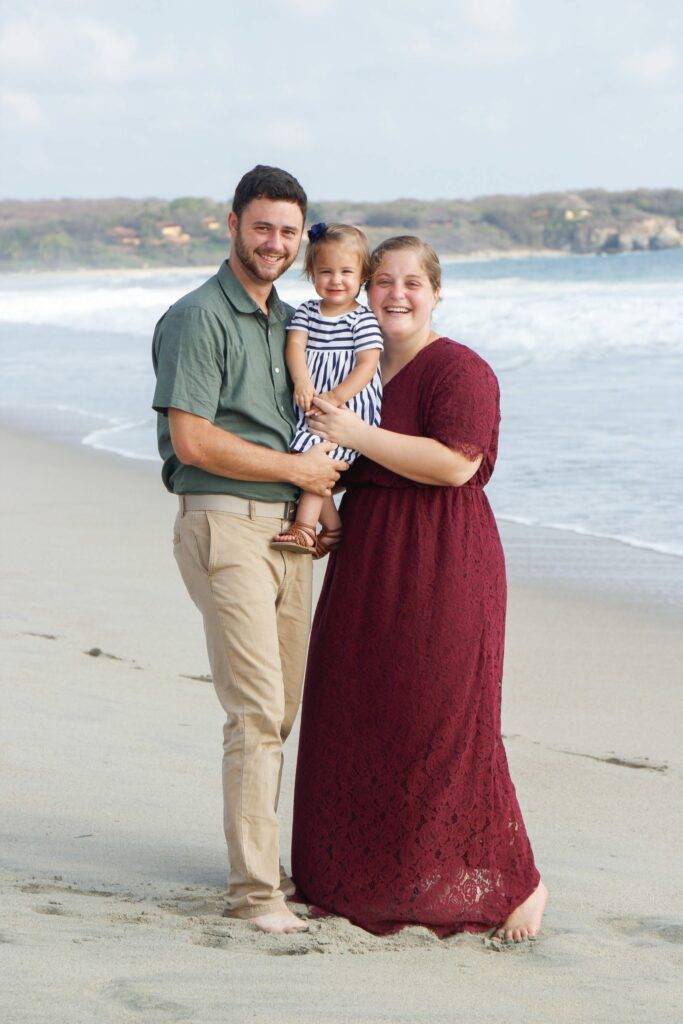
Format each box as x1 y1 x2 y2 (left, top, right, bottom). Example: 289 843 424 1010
152 260 298 500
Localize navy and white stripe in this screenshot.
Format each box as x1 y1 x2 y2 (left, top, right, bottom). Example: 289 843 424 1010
289 300 383 464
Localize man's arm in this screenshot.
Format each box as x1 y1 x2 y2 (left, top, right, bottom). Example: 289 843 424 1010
169 408 347 497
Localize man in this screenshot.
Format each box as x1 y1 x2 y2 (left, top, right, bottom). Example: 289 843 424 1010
152 165 347 934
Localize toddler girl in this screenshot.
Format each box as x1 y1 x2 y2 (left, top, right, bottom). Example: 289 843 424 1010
271 223 382 557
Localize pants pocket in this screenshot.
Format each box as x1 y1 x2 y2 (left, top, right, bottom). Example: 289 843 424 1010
191 512 214 574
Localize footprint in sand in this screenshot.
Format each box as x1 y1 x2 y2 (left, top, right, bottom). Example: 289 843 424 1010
267 943 312 956
192 925 315 956
20 881 116 899
156 889 226 918
32 902 74 917
606 916 683 945
99 979 189 1022
192 930 233 949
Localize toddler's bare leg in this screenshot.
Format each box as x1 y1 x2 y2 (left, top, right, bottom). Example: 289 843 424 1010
273 491 323 548
295 492 324 531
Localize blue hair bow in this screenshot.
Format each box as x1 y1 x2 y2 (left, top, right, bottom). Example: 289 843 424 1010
307 222 328 242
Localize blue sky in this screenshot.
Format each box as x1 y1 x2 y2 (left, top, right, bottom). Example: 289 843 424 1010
0 0 681 201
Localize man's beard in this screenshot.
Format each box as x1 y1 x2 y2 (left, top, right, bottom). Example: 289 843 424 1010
232 228 294 283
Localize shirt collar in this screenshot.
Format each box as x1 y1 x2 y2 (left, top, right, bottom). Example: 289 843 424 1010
217 260 287 323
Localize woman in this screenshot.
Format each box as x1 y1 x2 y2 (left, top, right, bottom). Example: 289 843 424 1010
291 236 547 941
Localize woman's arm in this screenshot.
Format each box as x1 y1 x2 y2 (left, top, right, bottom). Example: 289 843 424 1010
357 427 482 486
308 398 482 487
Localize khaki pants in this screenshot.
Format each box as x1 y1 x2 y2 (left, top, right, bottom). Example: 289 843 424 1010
173 507 312 917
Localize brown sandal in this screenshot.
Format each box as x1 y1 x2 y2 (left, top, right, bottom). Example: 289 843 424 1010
313 526 343 560
270 521 317 555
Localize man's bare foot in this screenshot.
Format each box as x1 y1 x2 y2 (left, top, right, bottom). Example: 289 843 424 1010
495 880 548 943
250 907 309 934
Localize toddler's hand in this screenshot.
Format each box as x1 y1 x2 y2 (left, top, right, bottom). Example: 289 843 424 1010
294 377 315 412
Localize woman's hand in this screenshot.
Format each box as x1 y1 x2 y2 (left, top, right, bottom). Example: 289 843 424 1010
307 396 369 450
294 376 315 413
316 390 344 408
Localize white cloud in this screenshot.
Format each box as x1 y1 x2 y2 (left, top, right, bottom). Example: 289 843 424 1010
264 118 313 149
0 15 175 89
283 0 337 13
462 0 519 35
0 88 43 127
78 21 143 84
620 43 678 85
0 18 49 69
364 2 526 67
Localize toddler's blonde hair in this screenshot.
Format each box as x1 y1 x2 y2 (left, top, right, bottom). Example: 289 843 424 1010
303 224 372 284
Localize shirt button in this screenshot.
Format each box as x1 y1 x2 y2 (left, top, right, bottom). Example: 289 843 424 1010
274 367 280 373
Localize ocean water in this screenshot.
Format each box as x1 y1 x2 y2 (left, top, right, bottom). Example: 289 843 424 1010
1 250 682 568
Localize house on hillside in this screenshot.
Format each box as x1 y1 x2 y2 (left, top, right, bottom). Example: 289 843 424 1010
107 226 141 247
160 223 191 244
564 208 591 221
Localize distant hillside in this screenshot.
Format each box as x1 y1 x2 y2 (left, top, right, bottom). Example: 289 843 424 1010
1 189 682 271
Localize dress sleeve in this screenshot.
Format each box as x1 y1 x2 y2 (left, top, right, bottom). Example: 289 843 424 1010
423 350 499 461
352 309 384 352
152 305 225 419
289 301 311 333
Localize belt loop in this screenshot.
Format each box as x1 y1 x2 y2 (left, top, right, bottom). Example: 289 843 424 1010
179 494 185 517
248 500 256 521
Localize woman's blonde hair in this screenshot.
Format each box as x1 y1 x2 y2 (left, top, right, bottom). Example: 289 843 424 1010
303 223 372 283
367 235 441 293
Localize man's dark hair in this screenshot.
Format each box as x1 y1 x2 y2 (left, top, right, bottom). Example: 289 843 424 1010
232 165 307 220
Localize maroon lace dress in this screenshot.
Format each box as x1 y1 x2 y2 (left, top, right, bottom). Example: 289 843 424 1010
291 337 540 936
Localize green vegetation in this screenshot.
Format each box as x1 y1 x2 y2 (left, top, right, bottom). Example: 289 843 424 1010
1 189 681 271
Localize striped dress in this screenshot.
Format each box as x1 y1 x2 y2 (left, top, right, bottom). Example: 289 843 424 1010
289 300 383 464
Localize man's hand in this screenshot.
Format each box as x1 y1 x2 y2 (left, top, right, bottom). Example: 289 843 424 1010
290 442 348 496
293 376 315 413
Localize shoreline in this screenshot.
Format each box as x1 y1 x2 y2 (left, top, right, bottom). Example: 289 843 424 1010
2 420 681 1023
5 413 682 616
3 247 679 279
0 248 586 278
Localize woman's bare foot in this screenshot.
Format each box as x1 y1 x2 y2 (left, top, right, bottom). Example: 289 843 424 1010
250 907 309 934
279 865 296 898
495 880 548 943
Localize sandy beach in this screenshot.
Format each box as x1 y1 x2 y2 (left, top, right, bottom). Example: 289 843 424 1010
1 423 681 1024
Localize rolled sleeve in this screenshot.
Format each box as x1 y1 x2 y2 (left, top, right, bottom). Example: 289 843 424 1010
152 306 225 420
